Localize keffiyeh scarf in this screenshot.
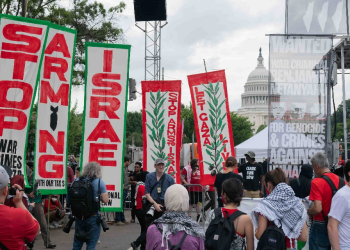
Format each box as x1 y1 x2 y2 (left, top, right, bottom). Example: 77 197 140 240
251 183 307 240
154 211 205 248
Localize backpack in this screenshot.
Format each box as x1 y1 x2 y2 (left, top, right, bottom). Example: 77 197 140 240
320 174 345 224
69 178 97 218
156 224 187 250
205 208 245 250
256 221 286 250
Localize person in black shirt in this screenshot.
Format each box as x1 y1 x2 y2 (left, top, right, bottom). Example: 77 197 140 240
289 164 313 198
214 156 244 207
238 151 264 198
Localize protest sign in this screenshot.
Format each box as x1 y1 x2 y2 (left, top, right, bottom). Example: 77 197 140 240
34 24 76 194
268 35 332 177
287 0 349 35
142 81 182 183
81 43 130 211
188 70 234 186
0 14 49 186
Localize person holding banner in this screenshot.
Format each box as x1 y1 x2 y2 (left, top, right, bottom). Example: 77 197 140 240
0 165 40 250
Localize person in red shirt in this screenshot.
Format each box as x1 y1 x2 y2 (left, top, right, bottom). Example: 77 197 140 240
130 171 149 250
307 152 346 250
44 195 66 229
0 165 39 250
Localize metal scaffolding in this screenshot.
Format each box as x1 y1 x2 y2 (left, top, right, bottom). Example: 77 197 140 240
136 21 167 81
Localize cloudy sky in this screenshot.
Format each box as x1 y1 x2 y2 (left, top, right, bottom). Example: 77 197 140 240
66 0 350 114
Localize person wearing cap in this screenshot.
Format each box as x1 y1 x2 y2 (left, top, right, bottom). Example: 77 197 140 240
0 165 40 250
144 158 175 226
238 151 264 198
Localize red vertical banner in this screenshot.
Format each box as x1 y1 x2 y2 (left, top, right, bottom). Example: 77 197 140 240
0 14 49 186
187 70 235 186
142 81 182 184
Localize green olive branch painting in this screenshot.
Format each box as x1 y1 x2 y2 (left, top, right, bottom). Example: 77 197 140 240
146 90 172 174
201 82 227 176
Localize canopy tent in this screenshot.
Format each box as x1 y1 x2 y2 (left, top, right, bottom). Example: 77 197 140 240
235 126 268 159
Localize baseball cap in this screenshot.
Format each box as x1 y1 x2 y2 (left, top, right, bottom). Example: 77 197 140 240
244 151 256 158
154 158 165 165
0 165 12 190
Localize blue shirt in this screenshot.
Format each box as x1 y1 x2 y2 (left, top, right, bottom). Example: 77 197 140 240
145 172 175 201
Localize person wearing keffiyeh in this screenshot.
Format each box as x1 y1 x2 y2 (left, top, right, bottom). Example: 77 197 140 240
146 184 205 250
252 167 308 250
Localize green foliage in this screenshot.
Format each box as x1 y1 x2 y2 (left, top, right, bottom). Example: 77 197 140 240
67 103 83 156
256 124 267 134
230 112 254 146
0 0 126 85
181 103 196 143
202 82 227 175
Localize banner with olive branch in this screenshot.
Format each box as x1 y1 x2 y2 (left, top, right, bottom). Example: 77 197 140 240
142 81 182 184
188 70 235 186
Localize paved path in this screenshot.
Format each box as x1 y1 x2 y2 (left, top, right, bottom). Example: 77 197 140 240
34 210 206 250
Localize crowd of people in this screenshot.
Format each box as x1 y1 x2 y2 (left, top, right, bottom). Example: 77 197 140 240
0 151 350 250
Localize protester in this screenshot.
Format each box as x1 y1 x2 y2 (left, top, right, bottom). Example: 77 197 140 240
68 155 78 174
238 151 264 198
187 159 202 221
65 164 75 211
289 164 313 199
130 171 149 250
146 184 205 250
75 167 80 178
328 160 350 250
129 161 142 223
145 158 175 226
5 175 30 208
44 195 66 228
72 161 109 250
203 185 216 212
115 156 131 226
214 156 244 207
204 178 254 250
252 167 308 250
307 152 346 250
0 165 40 250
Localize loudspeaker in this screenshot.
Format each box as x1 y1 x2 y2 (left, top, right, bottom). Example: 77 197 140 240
134 0 167 22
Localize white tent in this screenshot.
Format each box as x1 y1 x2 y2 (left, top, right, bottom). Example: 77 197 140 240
235 126 269 159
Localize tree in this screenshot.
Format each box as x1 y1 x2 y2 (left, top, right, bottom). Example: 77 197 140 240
67 103 83 156
256 124 267 134
1 0 126 85
181 104 196 143
230 112 254 146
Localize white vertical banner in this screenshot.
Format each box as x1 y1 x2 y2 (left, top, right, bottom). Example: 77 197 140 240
0 14 49 186
34 24 76 194
81 43 131 212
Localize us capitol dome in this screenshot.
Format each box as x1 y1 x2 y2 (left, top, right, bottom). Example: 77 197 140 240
236 48 269 133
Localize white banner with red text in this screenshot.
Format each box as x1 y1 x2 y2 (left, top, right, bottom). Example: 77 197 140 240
34 24 76 195
0 14 49 186
141 81 182 184
188 70 235 186
81 43 130 212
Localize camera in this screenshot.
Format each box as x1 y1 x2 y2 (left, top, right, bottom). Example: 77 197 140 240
26 239 35 249
146 206 155 219
99 215 109 232
55 209 62 219
9 187 24 196
63 214 75 234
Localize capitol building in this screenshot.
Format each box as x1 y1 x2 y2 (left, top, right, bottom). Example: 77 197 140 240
236 49 269 133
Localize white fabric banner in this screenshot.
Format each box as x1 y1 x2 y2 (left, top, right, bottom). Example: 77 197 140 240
81 43 131 212
34 24 76 194
0 15 49 186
